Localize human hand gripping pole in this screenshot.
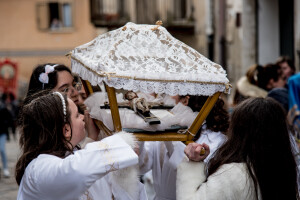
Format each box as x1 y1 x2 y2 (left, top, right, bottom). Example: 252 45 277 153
84 110 101 140
184 143 210 162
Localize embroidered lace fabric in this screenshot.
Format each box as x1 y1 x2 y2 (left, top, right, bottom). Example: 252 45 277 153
71 22 230 96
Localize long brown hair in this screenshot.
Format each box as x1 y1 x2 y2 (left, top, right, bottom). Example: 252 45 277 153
207 98 299 199
15 91 74 185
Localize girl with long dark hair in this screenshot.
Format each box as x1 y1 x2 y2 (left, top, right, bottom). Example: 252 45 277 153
177 97 299 199
16 91 142 199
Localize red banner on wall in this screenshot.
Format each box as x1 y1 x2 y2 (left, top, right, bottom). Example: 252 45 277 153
0 59 18 98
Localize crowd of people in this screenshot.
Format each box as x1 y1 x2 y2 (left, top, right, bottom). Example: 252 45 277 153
0 54 298 199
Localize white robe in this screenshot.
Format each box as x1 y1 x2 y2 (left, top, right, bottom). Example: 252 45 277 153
80 134 148 200
17 133 140 200
176 161 261 200
139 127 226 200
81 173 147 200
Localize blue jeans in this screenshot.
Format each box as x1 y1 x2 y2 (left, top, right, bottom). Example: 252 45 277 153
0 134 8 169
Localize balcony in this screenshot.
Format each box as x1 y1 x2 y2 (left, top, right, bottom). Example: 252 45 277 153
90 0 129 28
90 0 195 33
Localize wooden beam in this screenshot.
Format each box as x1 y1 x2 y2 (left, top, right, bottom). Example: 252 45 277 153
134 132 188 141
82 79 94 95
186 92 221 142
105 85 122 132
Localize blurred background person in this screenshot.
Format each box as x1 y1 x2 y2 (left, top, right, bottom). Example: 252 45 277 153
2 92 19 141
233 63 286 105
0 92 14 178
276 56 296 80
267 87 300 191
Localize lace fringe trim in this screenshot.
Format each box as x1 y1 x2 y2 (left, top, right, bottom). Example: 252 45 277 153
71 59 231 96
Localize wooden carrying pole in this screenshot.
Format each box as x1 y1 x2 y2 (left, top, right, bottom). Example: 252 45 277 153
105 85 122 132
186 92 221 143
133 132 188 141
81 78 94 95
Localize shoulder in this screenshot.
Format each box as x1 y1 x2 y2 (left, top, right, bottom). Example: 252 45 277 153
21 154 62 188
177 162 257 199
206 163 258 198
26 154 63 174
209 163 251 186
214 163 247 175
237 76 267 98
26 154 61 173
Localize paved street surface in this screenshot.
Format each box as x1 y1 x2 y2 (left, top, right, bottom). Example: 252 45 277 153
0 135 20 200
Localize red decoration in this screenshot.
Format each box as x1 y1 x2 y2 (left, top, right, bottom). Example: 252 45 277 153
0 58 18 97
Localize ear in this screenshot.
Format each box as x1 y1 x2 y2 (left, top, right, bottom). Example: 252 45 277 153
63 124 72 140
181 96 190 106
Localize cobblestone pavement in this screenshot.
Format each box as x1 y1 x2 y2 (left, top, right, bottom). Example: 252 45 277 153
0 135 20 200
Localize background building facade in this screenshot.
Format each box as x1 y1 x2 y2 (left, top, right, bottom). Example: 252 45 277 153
1 0 300 100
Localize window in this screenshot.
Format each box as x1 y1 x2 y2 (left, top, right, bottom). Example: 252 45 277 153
174 0 187 20
36 1 73 31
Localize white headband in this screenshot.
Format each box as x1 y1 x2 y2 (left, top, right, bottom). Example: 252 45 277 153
39 64 59 89
53 92 66 122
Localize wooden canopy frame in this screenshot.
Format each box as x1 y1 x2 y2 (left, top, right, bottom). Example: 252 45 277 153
82 79 221 144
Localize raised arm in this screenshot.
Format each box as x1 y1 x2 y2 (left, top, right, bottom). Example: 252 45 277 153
22 132 138 199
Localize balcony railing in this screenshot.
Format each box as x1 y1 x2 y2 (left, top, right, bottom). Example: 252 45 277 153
90 0 129 27
90 0 195 30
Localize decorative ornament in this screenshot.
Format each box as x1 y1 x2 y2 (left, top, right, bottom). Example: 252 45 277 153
39 64 58 88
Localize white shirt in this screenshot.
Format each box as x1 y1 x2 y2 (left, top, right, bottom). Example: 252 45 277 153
17 134 138 200
195 126 227 162
139 127 226 200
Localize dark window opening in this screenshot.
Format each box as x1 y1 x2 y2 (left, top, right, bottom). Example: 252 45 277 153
37 1 73 31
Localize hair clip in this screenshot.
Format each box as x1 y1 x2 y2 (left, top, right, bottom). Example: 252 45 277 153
53 92 66 122
39 64 59 89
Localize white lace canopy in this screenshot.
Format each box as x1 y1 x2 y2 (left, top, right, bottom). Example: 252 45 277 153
70 22 230 96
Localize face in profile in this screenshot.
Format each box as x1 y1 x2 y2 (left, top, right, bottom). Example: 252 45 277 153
279 61 294 79
64 98 85 147
273 75 287 88
78 85 87 105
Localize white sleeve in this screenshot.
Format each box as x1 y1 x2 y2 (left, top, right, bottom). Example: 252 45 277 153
138 141 155 174
28 134 138 199
176 161 253 200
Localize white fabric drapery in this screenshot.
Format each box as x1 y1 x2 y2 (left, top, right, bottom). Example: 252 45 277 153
71 22 230 96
